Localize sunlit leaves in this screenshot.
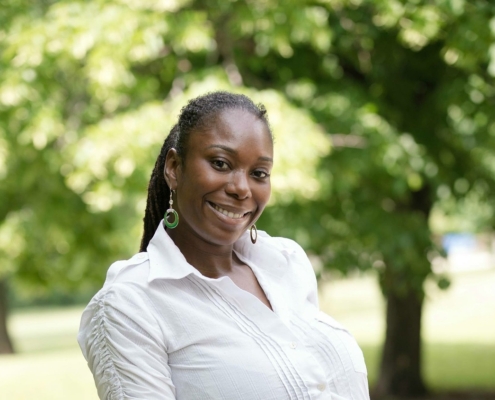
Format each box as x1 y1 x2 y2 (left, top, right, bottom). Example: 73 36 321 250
1 0 495 301
115 0 190 13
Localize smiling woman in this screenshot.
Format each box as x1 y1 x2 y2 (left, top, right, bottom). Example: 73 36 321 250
165 108 272 251
77 92 370 400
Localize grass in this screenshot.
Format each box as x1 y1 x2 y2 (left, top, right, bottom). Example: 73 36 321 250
0 268 494 399
319 267 495 391
0 348 97 400
0 306 98 400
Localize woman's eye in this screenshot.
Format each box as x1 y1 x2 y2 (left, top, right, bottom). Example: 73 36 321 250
253 170 270 179
212 160 229 170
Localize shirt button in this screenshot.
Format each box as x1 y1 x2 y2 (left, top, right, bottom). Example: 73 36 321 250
317 383 326 391
289 342 297 349
137 253 146 259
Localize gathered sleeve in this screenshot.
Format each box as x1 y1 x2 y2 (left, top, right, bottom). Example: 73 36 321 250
78 283 176 400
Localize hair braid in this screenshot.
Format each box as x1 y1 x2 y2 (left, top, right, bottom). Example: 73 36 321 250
139 125 179 251
139 91 272 251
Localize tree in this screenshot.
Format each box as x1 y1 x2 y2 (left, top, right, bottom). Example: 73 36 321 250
0 0 329 354
249 0 495 396
2 1 495 397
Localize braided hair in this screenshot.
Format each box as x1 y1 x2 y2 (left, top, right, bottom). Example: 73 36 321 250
139 91 271 251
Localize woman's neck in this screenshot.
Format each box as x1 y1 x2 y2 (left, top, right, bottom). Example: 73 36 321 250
166 226 239 279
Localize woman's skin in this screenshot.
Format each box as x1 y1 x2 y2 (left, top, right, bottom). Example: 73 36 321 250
164 108 274 309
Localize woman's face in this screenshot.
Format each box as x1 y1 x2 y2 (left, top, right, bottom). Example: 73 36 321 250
167 109 273 246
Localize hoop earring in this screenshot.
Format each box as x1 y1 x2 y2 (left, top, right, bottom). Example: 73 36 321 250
164 190 179 229
250 224 257 244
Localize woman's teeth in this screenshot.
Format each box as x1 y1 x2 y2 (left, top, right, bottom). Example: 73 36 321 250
213 204 244 219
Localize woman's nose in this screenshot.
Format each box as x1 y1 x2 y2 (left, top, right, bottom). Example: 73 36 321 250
226 171 251 199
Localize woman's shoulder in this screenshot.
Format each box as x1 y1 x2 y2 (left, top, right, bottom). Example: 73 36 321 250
256 231 313 270
258 231 304 251
81 252 153 316
78 252 160 338
103 252 151 286
242 229 308 257
77 256 168 378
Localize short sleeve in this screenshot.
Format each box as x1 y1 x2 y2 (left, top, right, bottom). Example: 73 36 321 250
78 284 176 400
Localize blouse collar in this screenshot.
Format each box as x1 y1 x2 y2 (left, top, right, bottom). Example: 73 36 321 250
146 220 292 283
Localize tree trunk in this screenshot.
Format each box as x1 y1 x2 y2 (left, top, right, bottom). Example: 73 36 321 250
373 288 427 398
0 278 14 354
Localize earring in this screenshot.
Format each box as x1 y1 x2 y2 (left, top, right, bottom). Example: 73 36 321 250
250 224 257 244
164 190 179 229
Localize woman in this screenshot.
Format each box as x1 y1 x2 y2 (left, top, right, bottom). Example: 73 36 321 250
78 92 370 400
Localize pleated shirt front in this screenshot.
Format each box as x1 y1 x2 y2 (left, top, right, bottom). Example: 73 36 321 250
78 222 370 400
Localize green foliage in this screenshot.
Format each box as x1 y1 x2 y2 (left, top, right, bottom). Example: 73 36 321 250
258 0 495 296
1 0 495 303
0 0 330 297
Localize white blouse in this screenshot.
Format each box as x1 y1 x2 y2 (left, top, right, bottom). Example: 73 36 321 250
78 222 370 400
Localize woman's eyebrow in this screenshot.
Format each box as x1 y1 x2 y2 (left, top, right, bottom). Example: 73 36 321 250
207 144 236 154
207 144 273 163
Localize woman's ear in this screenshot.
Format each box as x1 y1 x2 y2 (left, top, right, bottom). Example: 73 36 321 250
164 148 181 190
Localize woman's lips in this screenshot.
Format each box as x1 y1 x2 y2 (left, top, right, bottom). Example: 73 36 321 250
208 202 250 220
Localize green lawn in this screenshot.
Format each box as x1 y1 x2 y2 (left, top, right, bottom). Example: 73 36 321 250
0 268 494 399
0 306 98 400
319 267 495 391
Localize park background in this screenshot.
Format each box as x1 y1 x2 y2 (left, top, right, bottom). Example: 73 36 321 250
1 0 495 398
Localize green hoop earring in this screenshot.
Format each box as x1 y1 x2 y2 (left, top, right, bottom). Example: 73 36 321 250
164 190 179 229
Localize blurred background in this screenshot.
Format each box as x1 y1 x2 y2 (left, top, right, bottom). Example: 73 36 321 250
1 0 494 399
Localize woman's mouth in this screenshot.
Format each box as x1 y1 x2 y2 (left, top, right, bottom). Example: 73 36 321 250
209 202 250 220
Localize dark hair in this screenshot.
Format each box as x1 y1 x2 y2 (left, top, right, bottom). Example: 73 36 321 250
139 91 271 251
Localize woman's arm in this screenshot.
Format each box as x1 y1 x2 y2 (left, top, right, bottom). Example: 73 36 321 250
78 283 176 400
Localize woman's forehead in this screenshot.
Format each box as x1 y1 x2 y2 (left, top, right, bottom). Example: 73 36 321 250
190 109 273 150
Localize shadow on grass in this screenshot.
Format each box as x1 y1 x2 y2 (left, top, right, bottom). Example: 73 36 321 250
360 342 495 399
